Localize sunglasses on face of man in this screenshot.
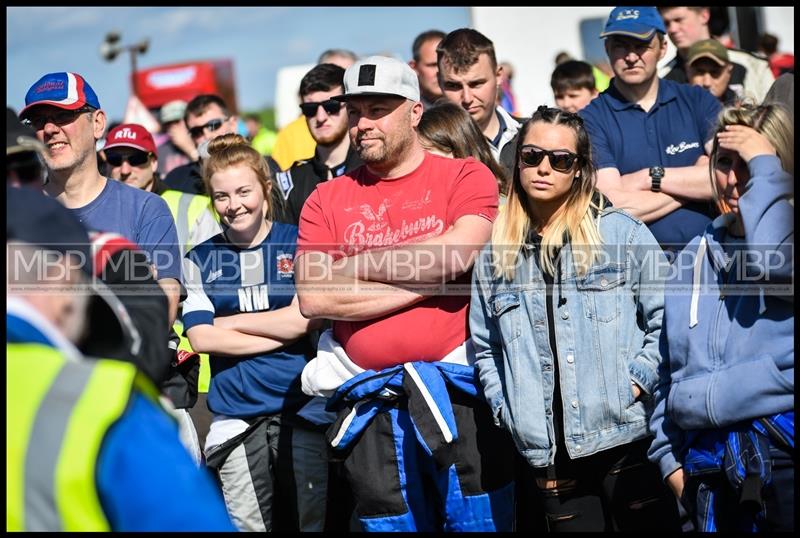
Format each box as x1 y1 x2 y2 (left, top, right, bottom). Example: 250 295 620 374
299 100 344 118
519 145 580 172
188 118 228 139
105 150 151 168
20 106 95 131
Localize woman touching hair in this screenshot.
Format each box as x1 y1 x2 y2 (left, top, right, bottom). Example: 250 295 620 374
182 134 327 531
648 103 794 532
469 106 680 531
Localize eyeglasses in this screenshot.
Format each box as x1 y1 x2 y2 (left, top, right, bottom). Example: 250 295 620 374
188 118 227 139
105 150 151 167
519 144 580 172
21 106 95 130
299 100 344 118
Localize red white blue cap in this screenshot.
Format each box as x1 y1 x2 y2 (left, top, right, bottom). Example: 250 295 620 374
21 72 101 117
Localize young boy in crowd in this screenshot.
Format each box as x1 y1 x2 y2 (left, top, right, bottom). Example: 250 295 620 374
550 60 599 113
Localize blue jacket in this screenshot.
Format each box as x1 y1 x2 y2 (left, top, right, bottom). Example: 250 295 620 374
6 298 236 531
648 155 794 479
469 207 669 466
326 360 480 469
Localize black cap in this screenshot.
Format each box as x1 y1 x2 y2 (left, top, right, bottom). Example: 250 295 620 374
7 107 46 157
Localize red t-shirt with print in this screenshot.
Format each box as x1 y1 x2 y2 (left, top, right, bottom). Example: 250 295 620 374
297 152 498 370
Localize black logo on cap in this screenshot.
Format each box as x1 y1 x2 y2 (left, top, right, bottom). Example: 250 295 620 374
358 65 376 87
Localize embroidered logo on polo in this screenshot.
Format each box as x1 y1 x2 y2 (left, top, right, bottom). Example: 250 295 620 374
358 65 376 87
665 141 700 155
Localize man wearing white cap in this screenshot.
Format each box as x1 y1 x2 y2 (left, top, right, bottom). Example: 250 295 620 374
295 56 515 531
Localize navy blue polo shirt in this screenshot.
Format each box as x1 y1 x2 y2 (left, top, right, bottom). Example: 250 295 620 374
580 78 721 250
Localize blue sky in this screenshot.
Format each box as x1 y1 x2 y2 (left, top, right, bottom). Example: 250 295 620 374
7 7 470 122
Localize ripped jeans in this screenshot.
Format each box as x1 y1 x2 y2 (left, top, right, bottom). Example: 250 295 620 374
520 438 682 532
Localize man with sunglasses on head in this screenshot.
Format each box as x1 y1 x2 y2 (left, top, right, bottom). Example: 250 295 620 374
19 72 183 328
275 63 362 225
163 94 238 196
579 7 721 255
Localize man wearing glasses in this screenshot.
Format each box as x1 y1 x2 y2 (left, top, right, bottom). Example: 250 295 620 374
103 123 220 255
19 72 183 328
275 63 362 225
163 94 238 195
579 7 721 255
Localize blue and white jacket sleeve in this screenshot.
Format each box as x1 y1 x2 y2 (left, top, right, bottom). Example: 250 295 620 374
181 252 215 329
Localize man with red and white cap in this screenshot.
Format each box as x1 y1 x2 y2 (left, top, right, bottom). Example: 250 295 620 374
103 123 220 255
19 72 183 327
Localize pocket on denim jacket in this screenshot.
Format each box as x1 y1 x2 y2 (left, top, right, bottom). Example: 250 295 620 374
489 292 522 344
576 263 626 322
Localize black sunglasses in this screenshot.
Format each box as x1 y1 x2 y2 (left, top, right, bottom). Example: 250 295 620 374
21 106 95 130
519 144 580 172
188 118 227 139
299 100 343 118
105 150 151 167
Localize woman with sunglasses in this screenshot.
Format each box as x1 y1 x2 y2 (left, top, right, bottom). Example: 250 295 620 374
181 134 328 531
469 106 680 531
648 103 794 532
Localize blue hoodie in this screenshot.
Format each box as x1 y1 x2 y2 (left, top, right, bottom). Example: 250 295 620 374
648 155 794 479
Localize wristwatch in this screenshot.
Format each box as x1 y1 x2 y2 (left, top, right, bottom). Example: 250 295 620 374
649 166 664 193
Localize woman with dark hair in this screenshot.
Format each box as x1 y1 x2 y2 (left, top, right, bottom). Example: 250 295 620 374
417 100 510 198
649 102 794 532
469 106 680 531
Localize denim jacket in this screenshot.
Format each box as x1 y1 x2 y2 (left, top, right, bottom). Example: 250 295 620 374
469 208 669 467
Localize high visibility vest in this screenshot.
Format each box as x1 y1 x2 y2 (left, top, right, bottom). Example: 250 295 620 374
173 319 211 394
6 343 160 531
160 190 217 256
161 190 216 393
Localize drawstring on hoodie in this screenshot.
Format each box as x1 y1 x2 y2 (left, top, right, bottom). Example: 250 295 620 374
690 236 707 329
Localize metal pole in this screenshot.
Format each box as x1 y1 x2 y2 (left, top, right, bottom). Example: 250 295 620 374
130 47 138 97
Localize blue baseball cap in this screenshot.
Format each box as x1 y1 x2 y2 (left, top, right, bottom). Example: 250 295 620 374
20 72 101 117
600 7 666 41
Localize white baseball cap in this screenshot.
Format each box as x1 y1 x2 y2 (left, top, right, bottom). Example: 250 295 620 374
334 56 420 102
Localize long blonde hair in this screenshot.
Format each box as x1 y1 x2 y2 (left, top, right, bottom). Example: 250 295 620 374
203 134 273 219
492 106 604 280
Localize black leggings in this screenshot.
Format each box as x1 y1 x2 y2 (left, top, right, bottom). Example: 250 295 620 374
518 438 682 532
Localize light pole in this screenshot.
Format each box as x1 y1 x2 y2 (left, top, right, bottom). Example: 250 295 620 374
99 31 149 97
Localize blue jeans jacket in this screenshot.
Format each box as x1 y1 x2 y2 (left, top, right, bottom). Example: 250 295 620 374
469 208 669 466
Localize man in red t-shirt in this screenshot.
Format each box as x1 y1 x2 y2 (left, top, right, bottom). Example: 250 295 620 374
296 56 515 532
